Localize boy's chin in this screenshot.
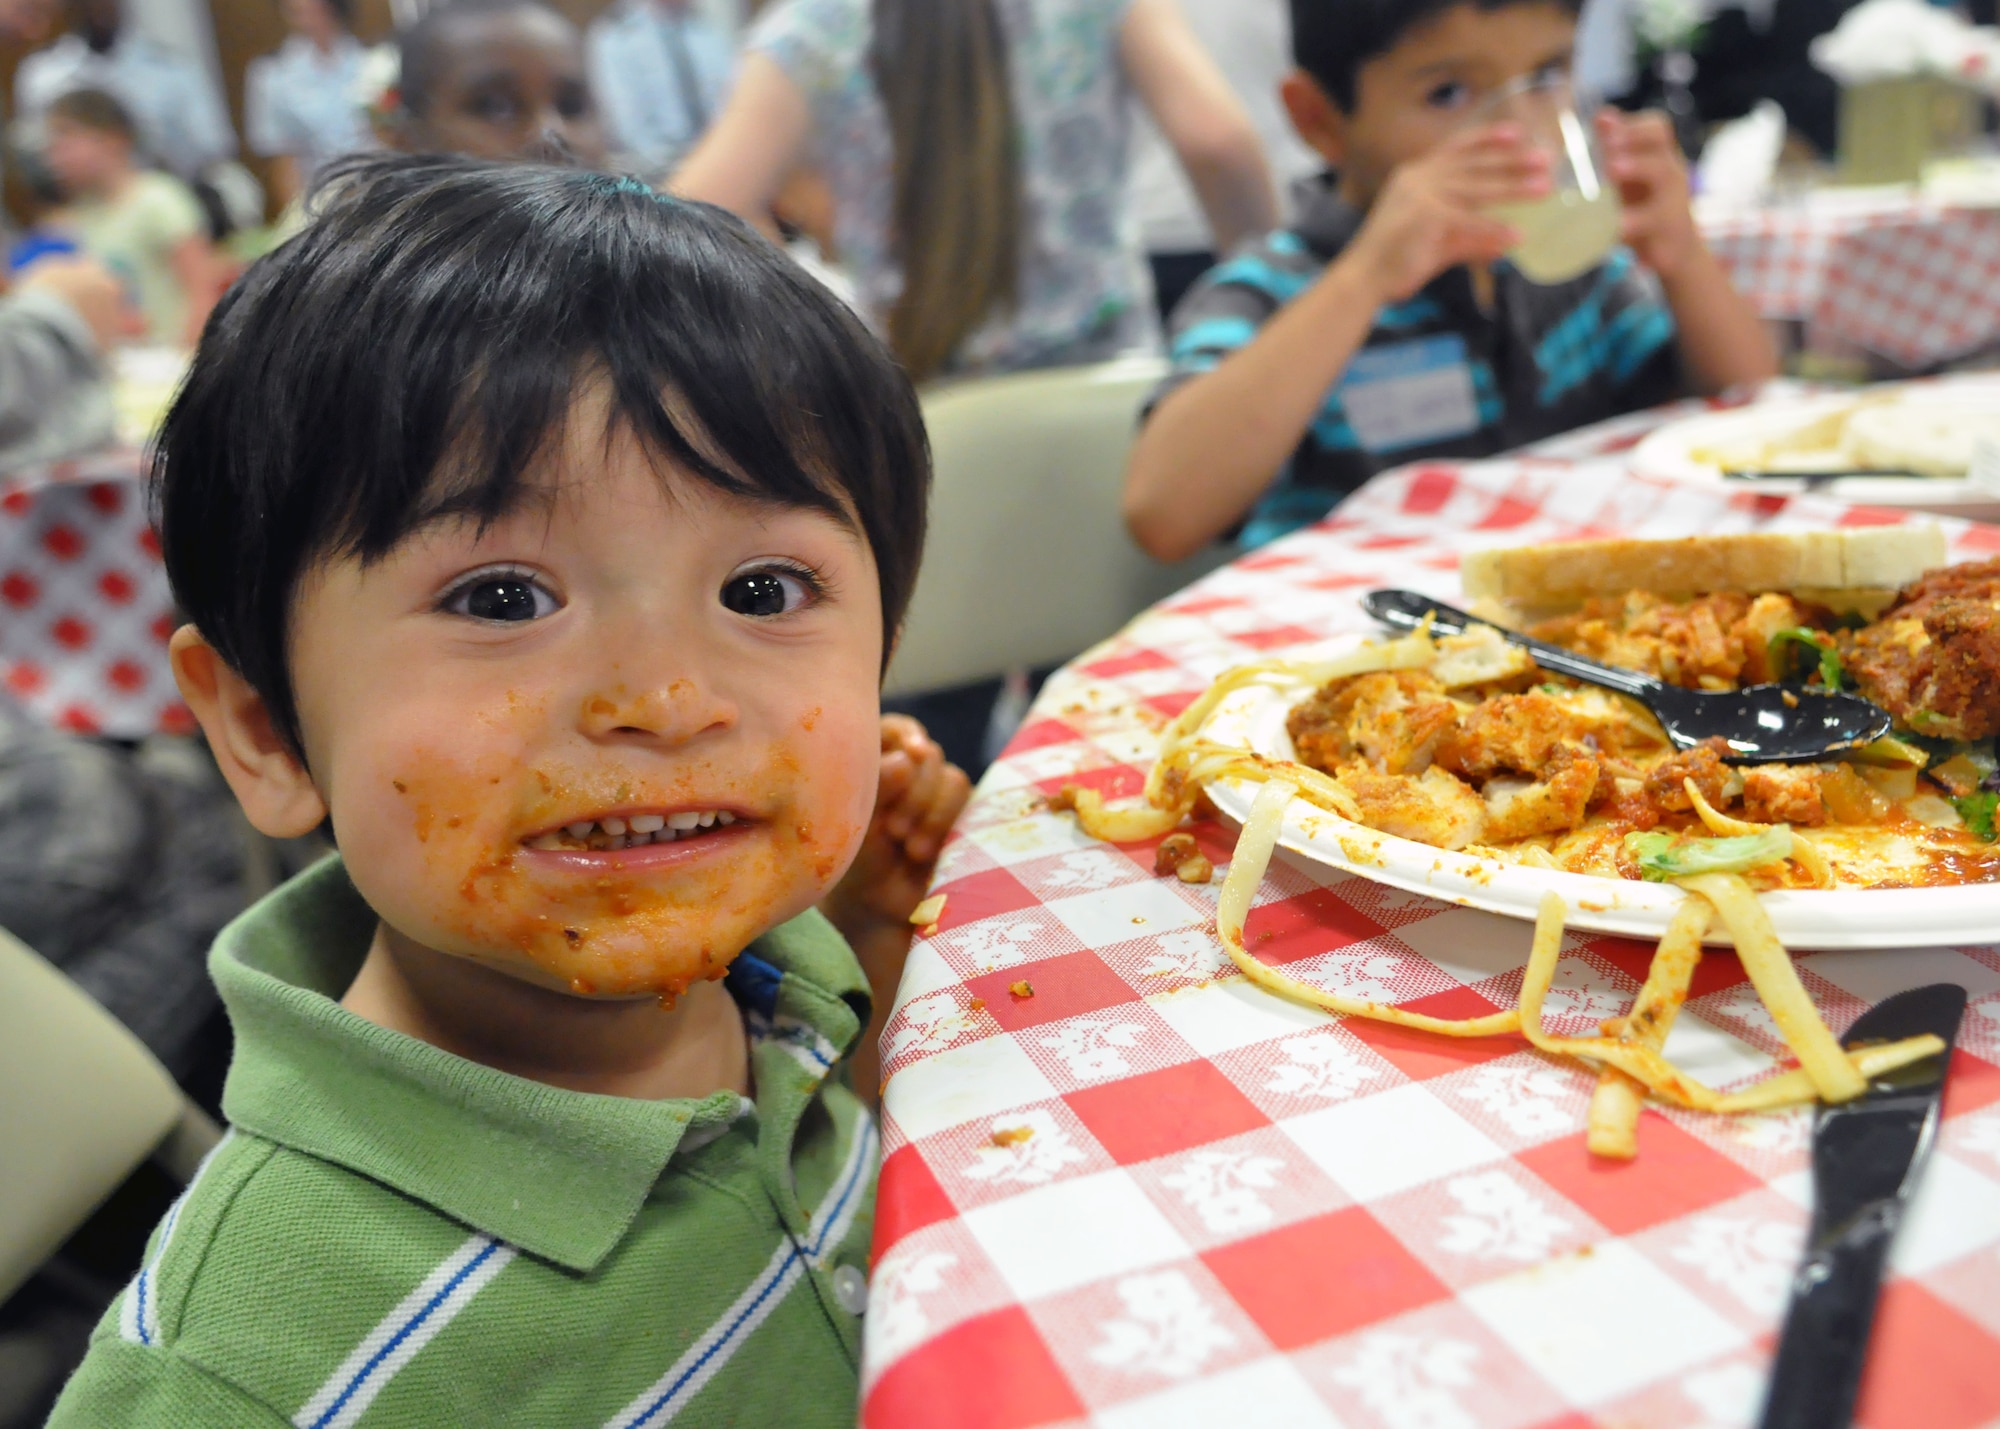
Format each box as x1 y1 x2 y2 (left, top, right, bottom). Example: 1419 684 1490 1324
448 923 752 1004
415 888 823 1004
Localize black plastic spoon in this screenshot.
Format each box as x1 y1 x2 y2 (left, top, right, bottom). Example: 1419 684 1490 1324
1363 589 1893 764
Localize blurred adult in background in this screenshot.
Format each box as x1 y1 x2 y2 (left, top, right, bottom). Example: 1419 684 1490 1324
676 0 1279 383
39 88 222 345
13 0 238 185
1130 0 1318 320
587 0 736 177
245 0 370 210
378 0 610 167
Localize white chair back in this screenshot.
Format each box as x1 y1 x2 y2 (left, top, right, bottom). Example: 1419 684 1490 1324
885 356 1226 698
0 926 213 1301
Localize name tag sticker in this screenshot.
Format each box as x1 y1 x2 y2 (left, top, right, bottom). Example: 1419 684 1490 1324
1339 335 1482 454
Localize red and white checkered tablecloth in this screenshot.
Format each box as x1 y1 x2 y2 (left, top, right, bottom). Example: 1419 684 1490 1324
1703 198 2000 370
863 445 2000 1428
0 448 189 739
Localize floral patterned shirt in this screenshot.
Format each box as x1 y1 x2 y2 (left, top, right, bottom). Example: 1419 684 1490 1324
751 0 1158 376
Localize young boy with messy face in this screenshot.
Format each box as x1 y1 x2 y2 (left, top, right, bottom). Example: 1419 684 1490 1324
49 156 959 1427
1123 0 1779 561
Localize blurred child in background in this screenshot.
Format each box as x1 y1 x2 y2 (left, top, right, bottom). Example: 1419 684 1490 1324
41 88 223 347
377 0 610 169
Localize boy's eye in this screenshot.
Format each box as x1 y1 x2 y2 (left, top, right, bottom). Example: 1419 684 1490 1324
1425 80 1471 111
445 572 561 623
556 83 592 120
720 566 817 619
469 90 520 122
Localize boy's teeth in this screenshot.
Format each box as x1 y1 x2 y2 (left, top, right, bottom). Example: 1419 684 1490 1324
533 812 737 848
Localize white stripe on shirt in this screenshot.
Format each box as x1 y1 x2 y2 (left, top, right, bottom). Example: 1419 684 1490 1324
292 1233 517 1429
805 1110 876 1266
601 1237 807 1429
118 1130 235 1347
604 1107 877 1427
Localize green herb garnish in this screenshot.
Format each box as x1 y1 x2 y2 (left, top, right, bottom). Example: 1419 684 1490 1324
1768 628 1844 691
1953 791 1999 841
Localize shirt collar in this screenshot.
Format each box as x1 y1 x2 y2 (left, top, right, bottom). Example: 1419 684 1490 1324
1290 172 1366 261
279 32 361 67
213 856 867 1272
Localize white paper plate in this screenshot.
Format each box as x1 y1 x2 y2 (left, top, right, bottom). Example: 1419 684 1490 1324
1198 665 2000 951
1629 379 2000 519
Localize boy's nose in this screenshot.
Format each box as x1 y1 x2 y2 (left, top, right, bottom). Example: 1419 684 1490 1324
577 679 736 746
528 123 577 164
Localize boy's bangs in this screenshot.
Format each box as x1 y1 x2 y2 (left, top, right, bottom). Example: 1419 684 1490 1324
308 177 886 566
381 354 856 555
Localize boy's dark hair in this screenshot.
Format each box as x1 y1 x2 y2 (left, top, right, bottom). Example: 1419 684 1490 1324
396 0 571 117
1290 0 1584 111
155 153 931 755
46 86 137 142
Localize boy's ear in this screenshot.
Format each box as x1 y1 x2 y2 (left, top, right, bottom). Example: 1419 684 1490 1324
1281 70 1348 169
169 625 330 840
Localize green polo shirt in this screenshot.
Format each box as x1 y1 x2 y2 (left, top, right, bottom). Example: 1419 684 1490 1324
49 857 879 1428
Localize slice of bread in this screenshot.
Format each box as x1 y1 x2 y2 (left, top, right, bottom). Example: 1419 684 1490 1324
1460 525 1948 612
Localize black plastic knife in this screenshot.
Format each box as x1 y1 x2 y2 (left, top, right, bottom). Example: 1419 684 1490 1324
1757 983 1968 1429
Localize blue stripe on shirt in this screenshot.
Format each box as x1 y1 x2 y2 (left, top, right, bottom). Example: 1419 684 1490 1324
1206 254 1314 304
1169 316 1257 362
1603 300 1677 385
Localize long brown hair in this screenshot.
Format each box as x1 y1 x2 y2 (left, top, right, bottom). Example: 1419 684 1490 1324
871 0 1021 383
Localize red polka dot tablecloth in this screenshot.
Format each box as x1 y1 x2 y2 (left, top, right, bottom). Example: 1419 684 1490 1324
862 422 2000 1428
0 448 188 738
1702 196 2000 370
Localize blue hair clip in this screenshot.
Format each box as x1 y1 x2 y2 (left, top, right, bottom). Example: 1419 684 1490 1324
590 173 679 205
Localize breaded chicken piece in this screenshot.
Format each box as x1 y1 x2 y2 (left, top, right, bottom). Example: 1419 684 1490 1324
1288 671 1459 776
1336 766 1486 850
1434 691 1599 782
1642 737 1734 814
1742 765 1826 826
1532 591 1814 689
1481 753 1601 843
1847 592 2000 743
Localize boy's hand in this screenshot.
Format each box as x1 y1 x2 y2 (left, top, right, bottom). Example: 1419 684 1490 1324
18 257 143 355
1343 125 1549 304
820 716 970 1103
1598 109 1701 281
820 715 972 939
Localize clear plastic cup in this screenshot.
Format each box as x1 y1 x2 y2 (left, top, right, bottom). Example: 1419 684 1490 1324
1475 71 1621 286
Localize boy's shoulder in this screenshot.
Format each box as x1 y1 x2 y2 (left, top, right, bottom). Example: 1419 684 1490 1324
54 1127 490 1426
1175 177 1360 322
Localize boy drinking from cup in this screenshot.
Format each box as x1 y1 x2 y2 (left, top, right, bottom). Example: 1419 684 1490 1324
1122 0 1777 561
49 155 964 1427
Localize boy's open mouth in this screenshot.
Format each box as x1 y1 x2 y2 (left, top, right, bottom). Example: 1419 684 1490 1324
522 810 742 852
